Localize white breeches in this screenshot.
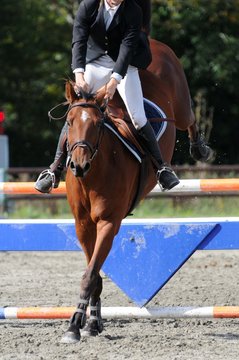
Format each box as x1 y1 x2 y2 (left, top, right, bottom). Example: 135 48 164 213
84 60 147 129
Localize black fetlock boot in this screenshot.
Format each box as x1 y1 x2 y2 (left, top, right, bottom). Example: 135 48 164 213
35 122 68 194
190 134 214 162
137 121 180 191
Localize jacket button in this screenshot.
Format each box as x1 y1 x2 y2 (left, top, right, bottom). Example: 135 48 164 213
105 50 108 54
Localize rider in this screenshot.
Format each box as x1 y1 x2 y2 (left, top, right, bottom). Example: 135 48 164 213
35 0 179 193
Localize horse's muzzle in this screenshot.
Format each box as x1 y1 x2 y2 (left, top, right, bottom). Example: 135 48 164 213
70 160 91 178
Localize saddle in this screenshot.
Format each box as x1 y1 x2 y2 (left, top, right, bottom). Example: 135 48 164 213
106 105 145 155
104 98 170 216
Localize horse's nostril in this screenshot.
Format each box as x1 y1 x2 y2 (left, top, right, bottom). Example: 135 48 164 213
84 162 91 173
70 160 90 178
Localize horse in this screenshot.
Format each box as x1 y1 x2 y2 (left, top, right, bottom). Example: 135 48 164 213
59 39 213 343
60 82 175 343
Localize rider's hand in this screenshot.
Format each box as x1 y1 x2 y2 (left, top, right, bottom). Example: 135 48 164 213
104 78 119 100
74 72 90 94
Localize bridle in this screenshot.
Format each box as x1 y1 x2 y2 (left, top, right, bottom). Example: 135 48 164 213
48 100 106 166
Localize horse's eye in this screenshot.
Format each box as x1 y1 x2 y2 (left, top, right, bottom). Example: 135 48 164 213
66 119 72 127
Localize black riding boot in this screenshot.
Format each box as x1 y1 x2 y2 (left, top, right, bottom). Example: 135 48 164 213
137 121 179 191
35 122 68 194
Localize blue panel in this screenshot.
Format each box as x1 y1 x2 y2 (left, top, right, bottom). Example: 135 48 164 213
1 219 239 306
2 220 239 252
103 222 218 306
0 223 81 251
199 222 239 250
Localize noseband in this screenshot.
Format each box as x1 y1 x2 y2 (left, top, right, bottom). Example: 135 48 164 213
66 102 105 166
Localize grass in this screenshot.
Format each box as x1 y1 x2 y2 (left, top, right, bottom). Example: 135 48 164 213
133 196 239 218
2 195 239 219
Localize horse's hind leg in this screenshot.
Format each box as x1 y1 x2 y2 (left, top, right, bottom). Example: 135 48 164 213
187 110 214 162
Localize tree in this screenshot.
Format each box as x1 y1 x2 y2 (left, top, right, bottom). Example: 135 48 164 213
151 0 239 164
0 0 75 166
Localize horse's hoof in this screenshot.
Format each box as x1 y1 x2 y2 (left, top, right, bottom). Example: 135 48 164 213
60 331 81 344
81 320 103 337
190 136 215 163
81 328 99 337
81 329 96 337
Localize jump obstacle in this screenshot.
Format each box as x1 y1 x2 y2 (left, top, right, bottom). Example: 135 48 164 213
1 180 239 317
1 306 239 320
1 217 239 307
1 178 239 195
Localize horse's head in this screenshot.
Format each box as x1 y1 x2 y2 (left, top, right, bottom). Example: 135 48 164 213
65 81 106 178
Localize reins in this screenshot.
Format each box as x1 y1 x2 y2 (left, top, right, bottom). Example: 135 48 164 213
48 101 70 121
48 100 107 166
48 98 108 122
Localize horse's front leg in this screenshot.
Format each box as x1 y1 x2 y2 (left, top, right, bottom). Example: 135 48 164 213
82 274 104 337
61 214 99 344
61 219 120 343
80 220 121 336
61 267 100 344
88 220 121 272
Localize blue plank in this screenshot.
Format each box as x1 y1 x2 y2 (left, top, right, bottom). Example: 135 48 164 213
0 221 81 251
1 219 239 251
198 221 239 250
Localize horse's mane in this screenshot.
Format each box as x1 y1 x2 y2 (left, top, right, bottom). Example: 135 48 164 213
80 88 95 101
67 79 95 102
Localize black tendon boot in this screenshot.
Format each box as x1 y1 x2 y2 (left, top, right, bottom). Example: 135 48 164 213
189 134 214 163
138 122 180 191
35 122 68 194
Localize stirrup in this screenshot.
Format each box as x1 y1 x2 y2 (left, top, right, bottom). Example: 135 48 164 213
35 169 56 193
157 166 180 192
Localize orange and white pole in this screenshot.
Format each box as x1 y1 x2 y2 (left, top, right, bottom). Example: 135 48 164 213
1 306 239 320
1 179 239 195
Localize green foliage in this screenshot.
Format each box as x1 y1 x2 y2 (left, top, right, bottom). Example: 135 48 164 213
151 0 239 164
0 0 74 166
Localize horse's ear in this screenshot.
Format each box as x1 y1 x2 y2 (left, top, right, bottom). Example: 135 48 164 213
95 86 107 107
65 81 78 103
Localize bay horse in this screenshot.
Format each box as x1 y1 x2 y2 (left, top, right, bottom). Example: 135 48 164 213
60 39 213 343
61 81 175 343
